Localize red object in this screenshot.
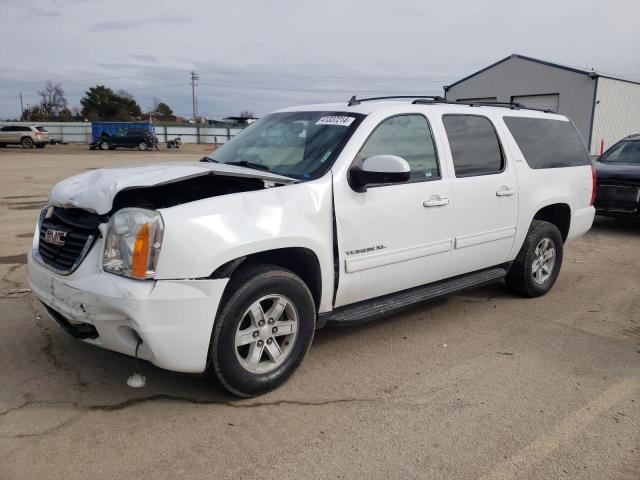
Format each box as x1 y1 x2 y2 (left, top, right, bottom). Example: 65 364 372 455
590 164 597 206
600 139 604 155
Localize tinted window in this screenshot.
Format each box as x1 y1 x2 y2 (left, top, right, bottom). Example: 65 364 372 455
503 117 590 169
0 126 13 131
18 126 31 132
36 127 47 132
598 140 640 164
359 115 439 182
443 115 504 177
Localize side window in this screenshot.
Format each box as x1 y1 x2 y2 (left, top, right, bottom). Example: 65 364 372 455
443 115 504 177
503 117 590 169
359 114 439 182
0 126 10 132
19 126 32 132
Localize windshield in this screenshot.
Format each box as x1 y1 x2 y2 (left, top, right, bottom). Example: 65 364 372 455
208 111 364 179
599 140 640 164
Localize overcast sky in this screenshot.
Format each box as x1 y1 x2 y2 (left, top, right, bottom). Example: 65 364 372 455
1 0 639 120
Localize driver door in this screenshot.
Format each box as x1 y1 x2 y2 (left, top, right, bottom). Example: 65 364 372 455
333 114 454 307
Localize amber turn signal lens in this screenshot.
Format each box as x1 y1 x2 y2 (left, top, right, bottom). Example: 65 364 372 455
131 223 150 279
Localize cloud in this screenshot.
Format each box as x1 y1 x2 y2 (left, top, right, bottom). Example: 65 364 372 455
88 15 192 32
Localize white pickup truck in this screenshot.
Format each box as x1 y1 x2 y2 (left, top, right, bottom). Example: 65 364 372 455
27 97 596 396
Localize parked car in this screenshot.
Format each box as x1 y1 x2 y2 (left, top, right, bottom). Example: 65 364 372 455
0 125 49 148
594 133 640 218
27 97 596 397
90 128 156 151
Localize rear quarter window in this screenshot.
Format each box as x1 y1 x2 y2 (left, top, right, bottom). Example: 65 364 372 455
503 117 590 169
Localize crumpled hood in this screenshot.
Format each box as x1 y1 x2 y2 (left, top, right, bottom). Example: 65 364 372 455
50 161 296 214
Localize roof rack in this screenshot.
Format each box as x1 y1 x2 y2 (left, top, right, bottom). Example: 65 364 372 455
347 95 554 113
412 98 555 113
348 95 445 106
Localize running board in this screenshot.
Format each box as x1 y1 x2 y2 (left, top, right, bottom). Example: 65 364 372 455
318 267 508 328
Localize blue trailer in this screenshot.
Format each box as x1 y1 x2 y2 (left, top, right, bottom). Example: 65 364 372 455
91 122 154 143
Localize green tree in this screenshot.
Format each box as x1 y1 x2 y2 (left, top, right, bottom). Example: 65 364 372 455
80 85 143 121
156 102 173 116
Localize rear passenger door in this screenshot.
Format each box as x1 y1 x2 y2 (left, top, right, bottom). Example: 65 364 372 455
441 114 518 276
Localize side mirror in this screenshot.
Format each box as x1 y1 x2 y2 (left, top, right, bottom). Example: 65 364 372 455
350 155 411 192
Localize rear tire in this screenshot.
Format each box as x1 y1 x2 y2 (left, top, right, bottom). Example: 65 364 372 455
506 220 563 297
21 137 34 148
211 264 316 397
36 143 45 149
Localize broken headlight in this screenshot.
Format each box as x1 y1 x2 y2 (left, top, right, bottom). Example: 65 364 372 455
103 208 164 280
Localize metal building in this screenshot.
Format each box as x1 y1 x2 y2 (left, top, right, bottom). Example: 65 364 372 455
444 54 640 155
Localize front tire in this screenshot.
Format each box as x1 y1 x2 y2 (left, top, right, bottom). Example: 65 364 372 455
138 142 148 151
506 220 563 297
211 264 316 397
99 140 110 150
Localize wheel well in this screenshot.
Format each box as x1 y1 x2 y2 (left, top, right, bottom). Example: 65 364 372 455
212 248 322 309
533 204 571 242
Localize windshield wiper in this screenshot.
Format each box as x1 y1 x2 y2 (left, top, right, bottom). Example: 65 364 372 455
225 160 271 172
200 156 219 163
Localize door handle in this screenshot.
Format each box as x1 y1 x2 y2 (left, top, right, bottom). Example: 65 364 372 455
496 186 517 197
423 196 450 207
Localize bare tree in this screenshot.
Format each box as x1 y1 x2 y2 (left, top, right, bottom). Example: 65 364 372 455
239 110 255 119
38 81 67 120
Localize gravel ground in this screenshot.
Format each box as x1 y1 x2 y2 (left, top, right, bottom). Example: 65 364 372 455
0 145 638 480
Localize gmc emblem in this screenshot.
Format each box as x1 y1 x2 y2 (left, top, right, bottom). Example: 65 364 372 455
44 229 67 246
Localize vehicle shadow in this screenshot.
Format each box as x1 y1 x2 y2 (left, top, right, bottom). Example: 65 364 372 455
591 215 640 236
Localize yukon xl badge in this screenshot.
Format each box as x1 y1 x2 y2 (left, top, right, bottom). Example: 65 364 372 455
44 229 67 246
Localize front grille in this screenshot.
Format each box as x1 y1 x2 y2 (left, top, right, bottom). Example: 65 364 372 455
37 207 102 273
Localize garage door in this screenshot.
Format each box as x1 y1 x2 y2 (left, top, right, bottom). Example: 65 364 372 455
512 94 559 113
456 97 498 103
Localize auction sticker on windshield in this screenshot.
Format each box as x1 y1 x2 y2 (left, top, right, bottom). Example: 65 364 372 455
315 116 356 127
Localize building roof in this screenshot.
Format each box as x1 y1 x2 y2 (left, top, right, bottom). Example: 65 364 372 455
444 53 640 91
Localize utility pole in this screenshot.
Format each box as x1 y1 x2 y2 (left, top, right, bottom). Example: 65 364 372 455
190 70 200 144
19 92 24 119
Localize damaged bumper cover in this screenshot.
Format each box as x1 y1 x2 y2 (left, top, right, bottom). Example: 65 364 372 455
27 243 228 373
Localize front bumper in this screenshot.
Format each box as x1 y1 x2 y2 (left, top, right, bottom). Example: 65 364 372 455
27 244 228 373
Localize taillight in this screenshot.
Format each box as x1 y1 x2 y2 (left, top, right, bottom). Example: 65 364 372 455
35 132 42 137
590 164 597 206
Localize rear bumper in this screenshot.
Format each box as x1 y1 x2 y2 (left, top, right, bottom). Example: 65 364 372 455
566 206 596 243
27 247 228 373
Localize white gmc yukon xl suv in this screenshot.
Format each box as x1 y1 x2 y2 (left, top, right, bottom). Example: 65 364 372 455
27 97 596 396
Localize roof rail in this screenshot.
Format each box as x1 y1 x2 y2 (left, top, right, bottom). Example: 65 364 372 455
348 95 445 106
412 98 555 113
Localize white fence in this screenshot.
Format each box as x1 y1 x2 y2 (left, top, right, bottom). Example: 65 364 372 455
154 125 243 144
0 121 243 145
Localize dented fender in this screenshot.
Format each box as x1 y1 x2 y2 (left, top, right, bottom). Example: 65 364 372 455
155 174 336 312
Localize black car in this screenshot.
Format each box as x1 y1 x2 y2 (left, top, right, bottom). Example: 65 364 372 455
594 133 640 218
91 129 156 151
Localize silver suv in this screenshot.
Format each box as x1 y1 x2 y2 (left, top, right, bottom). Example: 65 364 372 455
0 125 50 148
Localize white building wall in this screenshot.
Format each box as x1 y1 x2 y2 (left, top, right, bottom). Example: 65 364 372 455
590 77 640 155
